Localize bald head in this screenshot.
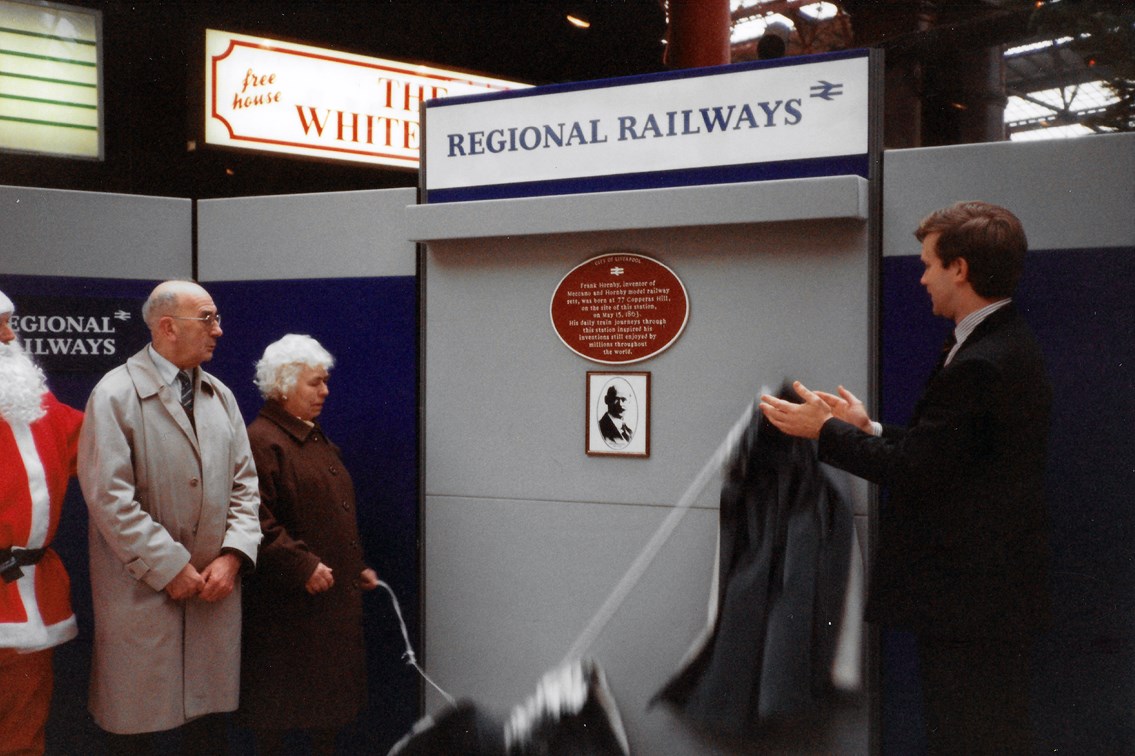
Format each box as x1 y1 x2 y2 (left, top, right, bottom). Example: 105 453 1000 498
144 280 223 369
143 280 209 330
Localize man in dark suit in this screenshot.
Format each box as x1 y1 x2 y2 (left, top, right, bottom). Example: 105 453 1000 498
760 201 1051 754
598 381 634 448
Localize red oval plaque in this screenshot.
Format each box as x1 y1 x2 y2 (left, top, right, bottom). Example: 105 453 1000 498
550 252 689 364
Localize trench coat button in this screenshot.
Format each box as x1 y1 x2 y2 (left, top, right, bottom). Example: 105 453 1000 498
329 465 338 475
341 501 349 510
189 478 199 487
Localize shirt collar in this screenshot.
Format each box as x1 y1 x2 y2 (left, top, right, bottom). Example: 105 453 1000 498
148 344 186 387
946 298 1011 364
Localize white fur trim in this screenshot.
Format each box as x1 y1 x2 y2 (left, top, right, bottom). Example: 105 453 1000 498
11 420 49 549
0 566 78 651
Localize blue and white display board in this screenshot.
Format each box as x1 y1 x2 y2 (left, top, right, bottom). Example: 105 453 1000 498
422 50 876 202
414 50 882 756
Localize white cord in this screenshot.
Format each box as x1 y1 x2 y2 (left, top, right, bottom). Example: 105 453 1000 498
380 396 763 708
376 579 457 706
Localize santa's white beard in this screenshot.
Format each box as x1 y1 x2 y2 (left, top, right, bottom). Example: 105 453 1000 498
0 338 48 424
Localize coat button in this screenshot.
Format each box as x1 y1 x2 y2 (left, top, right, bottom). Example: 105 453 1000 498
189 478 199 487
329 466 338 475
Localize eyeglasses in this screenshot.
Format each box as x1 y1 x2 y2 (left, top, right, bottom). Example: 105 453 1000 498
170 313 222 327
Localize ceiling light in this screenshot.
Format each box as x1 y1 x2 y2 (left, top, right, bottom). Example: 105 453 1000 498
566 14 590 29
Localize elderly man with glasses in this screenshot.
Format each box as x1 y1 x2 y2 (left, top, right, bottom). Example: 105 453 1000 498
78 280 261 755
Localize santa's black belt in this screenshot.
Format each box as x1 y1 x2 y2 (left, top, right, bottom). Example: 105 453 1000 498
0 548 46 583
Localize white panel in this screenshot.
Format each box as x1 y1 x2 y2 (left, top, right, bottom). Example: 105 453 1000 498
424 498 868 754
423 497 717 714
425 221 871 509
422 200 873 751
409 176 868 240
883 132 1135 256
197 187 417 281
424 54 870 194
0 185 190 279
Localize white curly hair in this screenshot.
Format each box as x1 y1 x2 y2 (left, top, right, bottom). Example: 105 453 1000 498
254 334 334 400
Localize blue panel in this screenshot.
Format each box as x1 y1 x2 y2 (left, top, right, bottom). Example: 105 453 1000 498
426 154 871 203
880 248 1135 754
0 275 155 409
424 49 875 203
0 275 156 753
209 277 421 753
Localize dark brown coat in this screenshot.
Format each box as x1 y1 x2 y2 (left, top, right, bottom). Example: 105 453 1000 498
239 400 369 730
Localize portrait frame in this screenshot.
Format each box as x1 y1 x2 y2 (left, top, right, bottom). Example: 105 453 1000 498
586 371 650 458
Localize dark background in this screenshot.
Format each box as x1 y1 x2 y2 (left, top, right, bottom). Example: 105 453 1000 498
880 248 1135 753
0 0 669 199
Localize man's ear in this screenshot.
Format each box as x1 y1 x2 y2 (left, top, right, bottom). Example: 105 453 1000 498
155 315 176 340
951 256 970 284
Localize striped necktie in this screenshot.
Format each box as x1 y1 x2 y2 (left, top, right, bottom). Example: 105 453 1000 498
177 370 194 416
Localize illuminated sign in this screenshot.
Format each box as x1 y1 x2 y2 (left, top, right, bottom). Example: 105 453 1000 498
205 29 527 169
423 49 874 202
0 0 102 159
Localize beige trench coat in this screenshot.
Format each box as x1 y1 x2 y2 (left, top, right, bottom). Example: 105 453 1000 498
78 347 260 734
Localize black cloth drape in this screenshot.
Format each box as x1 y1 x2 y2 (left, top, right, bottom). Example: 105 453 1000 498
654 388 856 736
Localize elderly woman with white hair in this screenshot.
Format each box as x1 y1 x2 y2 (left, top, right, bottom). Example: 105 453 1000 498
238 334 378 756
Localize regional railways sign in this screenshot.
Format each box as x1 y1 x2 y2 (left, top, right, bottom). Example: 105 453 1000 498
422 49 875 202
8 296 149 372
204 29 526 168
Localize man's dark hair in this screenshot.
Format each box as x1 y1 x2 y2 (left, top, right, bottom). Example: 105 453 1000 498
915 201 1028 298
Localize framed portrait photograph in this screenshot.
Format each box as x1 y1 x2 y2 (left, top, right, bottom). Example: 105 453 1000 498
587 371 650 457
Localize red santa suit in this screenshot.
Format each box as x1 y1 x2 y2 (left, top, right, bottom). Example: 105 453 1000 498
0 391 83 755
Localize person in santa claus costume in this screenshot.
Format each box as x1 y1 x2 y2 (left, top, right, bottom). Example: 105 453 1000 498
0 288 83 755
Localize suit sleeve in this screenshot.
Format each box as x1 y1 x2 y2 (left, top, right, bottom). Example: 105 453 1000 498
78 381 191 591
249 438 320 589
819 358 999 493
